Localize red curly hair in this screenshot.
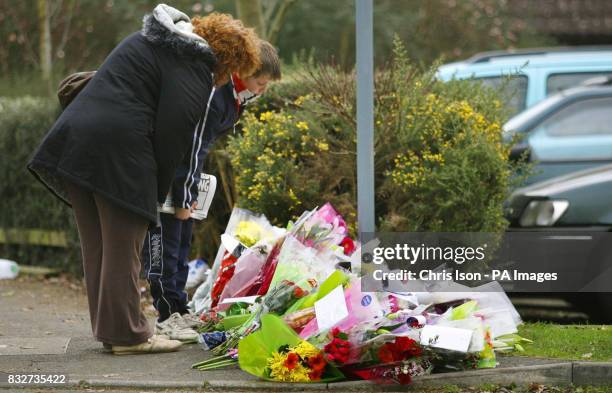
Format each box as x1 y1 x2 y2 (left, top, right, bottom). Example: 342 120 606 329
192 13 260 85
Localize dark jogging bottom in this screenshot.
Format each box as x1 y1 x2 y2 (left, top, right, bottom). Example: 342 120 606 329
142 212 193 323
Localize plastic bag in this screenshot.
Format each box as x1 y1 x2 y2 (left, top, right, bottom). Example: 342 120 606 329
186 259 210 290
0 259 19 280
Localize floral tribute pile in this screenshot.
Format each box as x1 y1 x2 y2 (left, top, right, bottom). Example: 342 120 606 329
189 204 531 385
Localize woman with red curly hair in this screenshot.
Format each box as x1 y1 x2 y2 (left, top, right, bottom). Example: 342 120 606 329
28 4 259 355
192 13 261 86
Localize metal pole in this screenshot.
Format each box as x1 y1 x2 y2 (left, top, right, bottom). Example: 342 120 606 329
356 0 375 233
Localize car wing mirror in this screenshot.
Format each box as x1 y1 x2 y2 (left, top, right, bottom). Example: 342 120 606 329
509 142 531 162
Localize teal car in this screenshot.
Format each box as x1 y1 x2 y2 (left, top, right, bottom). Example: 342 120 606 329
503 82 612 185
437 47 612 116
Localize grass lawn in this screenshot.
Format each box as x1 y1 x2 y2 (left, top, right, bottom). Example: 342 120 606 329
513 323 612 362
429 385 612 392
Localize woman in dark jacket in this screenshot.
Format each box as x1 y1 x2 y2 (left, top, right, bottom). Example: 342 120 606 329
28 5 260 355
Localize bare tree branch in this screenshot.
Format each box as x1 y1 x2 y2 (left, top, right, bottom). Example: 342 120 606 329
56 0 76 57
266 0 297 45
235 0 265 38
263 0 279 24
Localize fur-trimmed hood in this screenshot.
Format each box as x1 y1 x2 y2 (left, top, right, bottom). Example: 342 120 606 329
142 4 215 64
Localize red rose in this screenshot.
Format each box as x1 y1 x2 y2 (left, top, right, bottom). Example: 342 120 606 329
284 352 299 370
331 327 341 337
377 343 395 363
394 336 414 351
324 342 337 353
406 345 422 357
336 352 349 363
337 346 350 355
340 237 356 255
293 286 306 298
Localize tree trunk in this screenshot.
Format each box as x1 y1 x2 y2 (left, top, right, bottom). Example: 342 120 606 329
235 0 266 38
37 0 52 94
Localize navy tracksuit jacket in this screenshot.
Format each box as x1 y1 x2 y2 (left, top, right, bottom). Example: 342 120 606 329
142 81 243 322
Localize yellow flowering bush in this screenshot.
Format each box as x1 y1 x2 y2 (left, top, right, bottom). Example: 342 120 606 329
223 38 524 236
374 40 520 232
227 110 331 226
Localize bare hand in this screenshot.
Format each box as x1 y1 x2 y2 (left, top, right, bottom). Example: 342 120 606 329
174 207 192 220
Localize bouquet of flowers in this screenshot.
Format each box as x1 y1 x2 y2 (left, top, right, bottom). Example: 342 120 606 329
290 203 348 254
323 327 352 365
346 335 431 385
239 314 344 382
209 237 246 309
216 237 280 310
212 237 329 355
190 203 532 385
190 207 278 313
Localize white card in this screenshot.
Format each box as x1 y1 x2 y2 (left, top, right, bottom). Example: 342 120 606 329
314 285 349 332
219 295 259 305
420 325 473 353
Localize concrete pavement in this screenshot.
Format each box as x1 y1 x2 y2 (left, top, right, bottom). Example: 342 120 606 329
1 275 610 392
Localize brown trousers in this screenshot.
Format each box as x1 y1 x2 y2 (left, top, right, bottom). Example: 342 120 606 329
64 181 152 346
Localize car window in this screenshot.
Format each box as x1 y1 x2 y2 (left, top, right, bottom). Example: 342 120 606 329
475 75 528 116
547 72 612 95
528 96 612 162
532 97 612 137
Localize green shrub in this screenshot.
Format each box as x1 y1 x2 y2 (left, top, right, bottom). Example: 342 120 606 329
0 97 81 274
226 40 524 233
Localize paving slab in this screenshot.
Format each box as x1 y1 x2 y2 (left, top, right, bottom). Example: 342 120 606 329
0 337 70 355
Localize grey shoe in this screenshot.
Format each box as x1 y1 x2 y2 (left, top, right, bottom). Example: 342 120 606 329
155 313 199 342
180 312 204 329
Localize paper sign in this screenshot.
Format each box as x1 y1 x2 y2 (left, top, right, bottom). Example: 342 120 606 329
159 173 216 220
420 325 473 353
314 285 349 332
219 295 259 305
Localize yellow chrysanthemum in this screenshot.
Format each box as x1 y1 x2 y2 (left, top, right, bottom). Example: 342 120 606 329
294 341 320 359
266 351 311 382
267 351 291 380
234 221 263 247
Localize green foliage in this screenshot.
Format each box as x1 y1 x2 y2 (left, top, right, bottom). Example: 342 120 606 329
0 97 81 273
1 0 556 97
227 40 525 233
